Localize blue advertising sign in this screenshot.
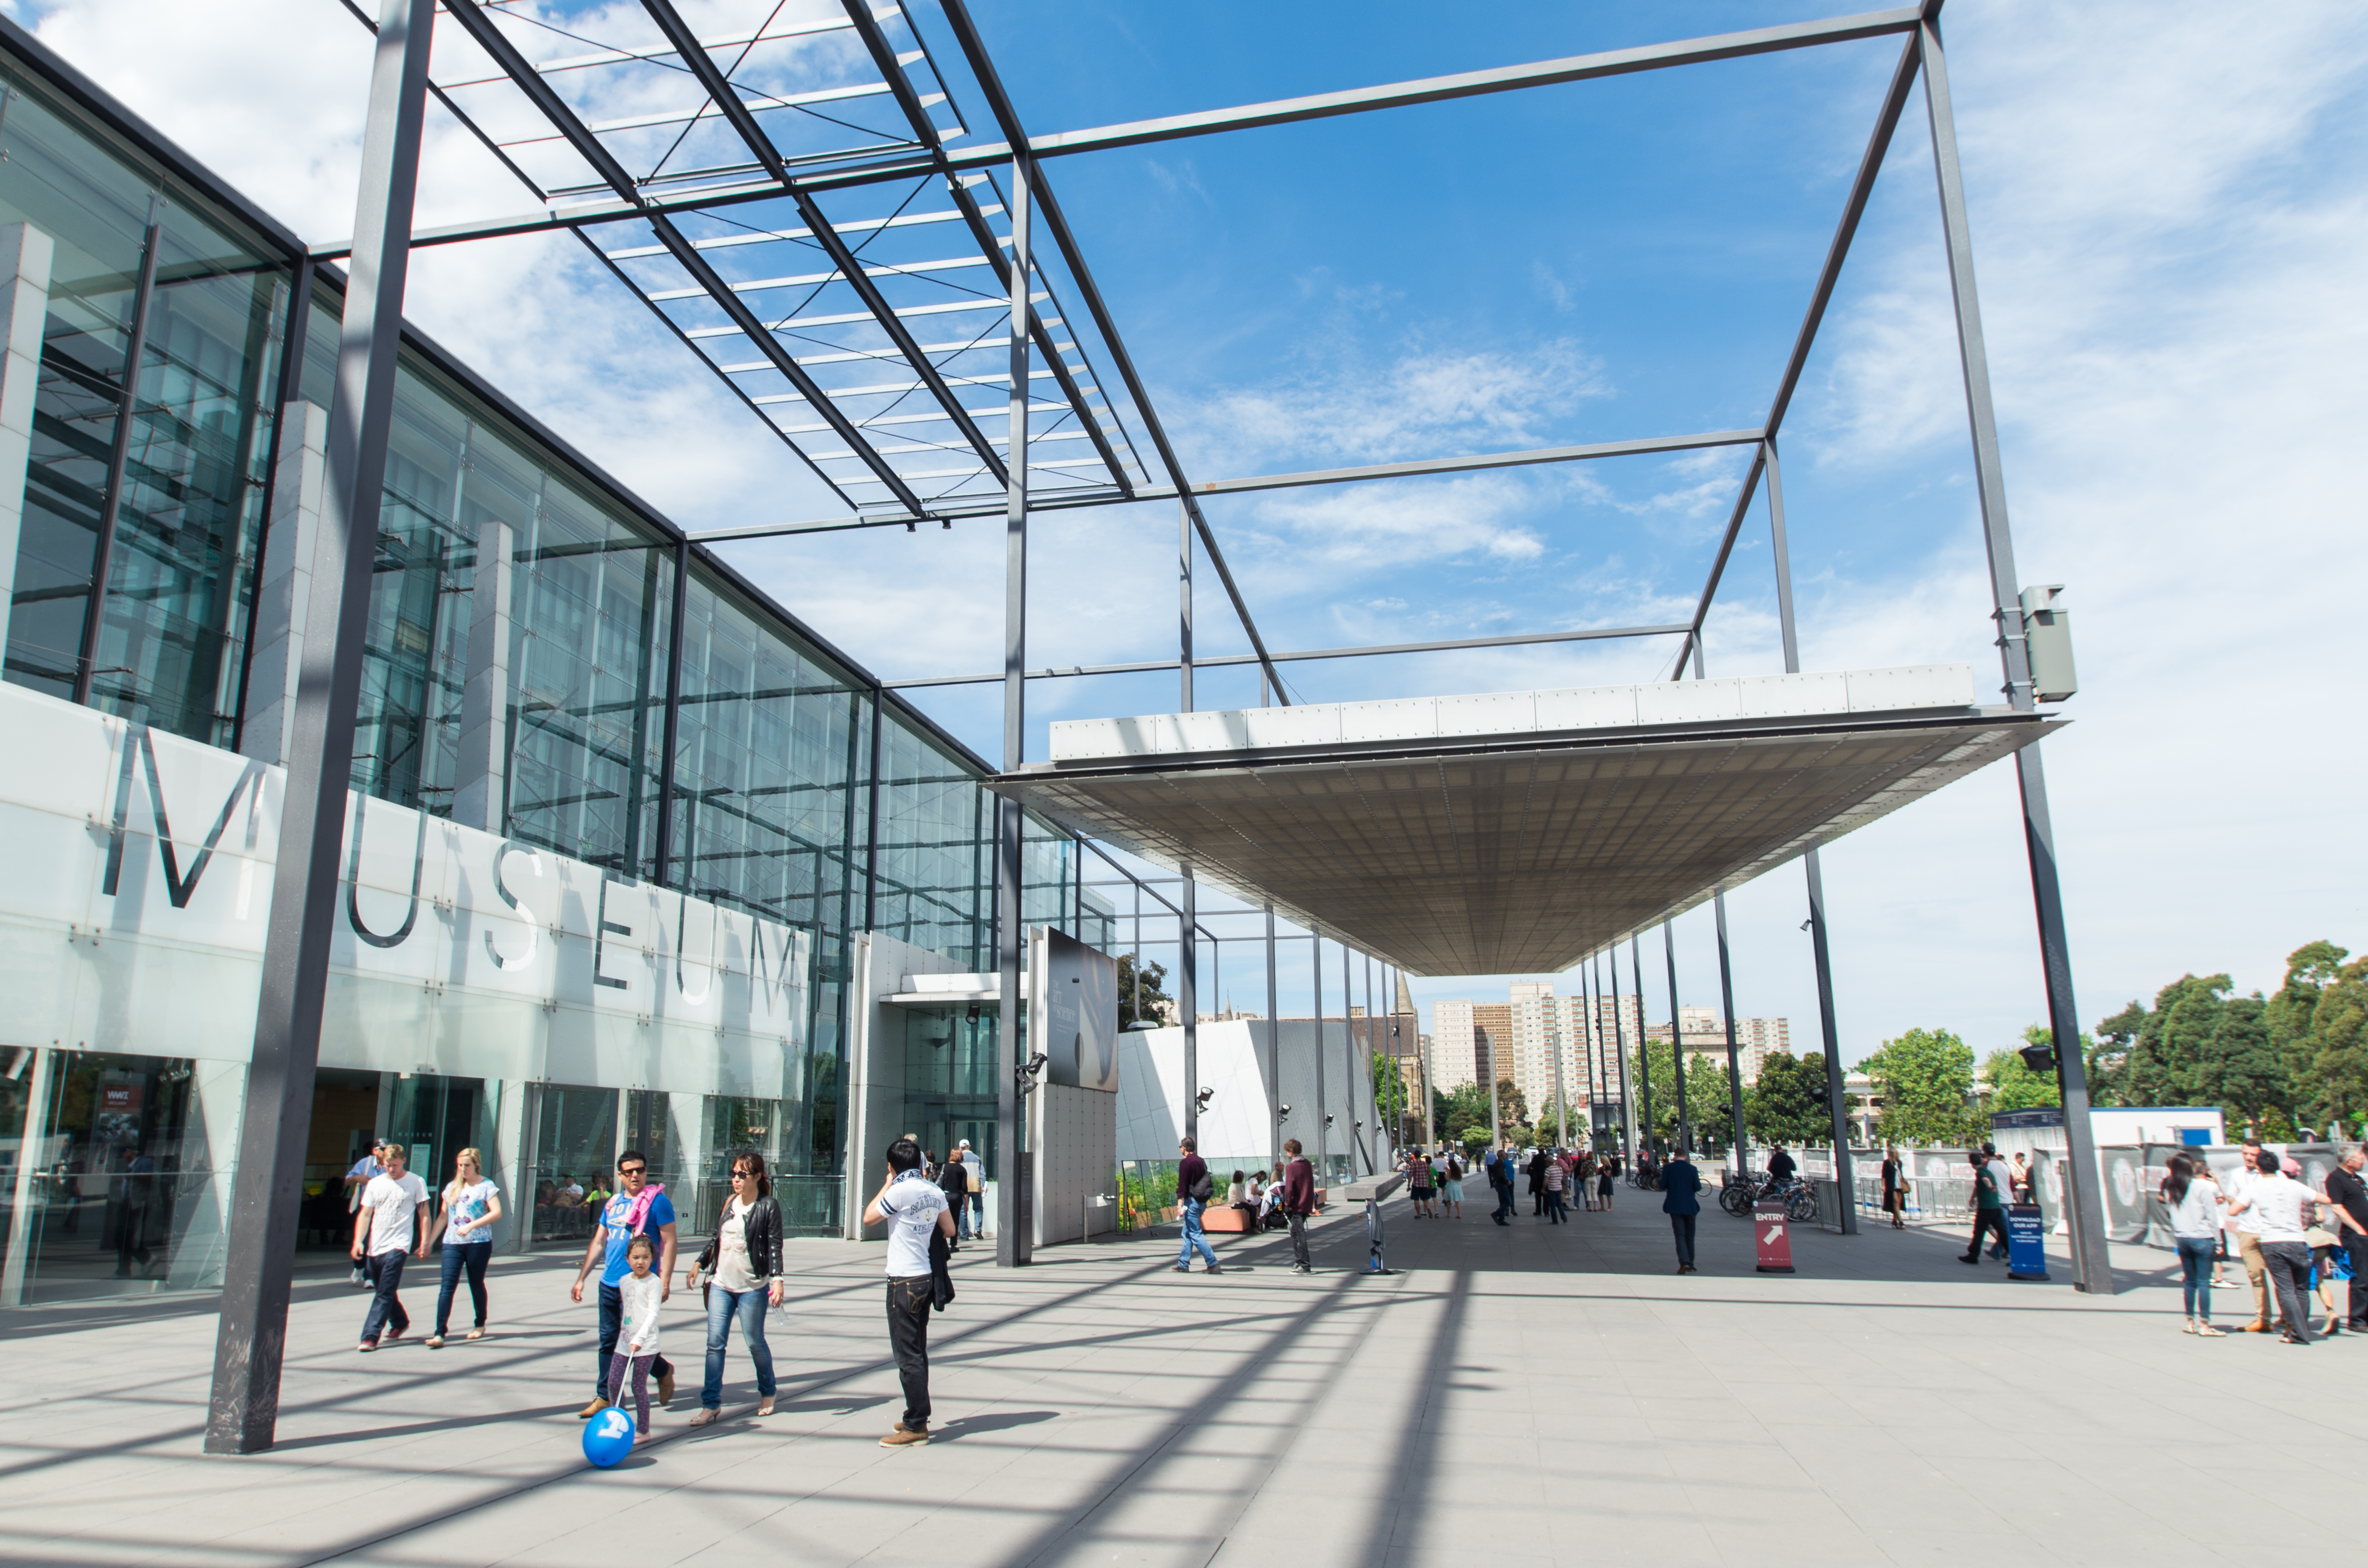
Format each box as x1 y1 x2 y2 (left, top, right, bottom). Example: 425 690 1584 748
2005 1203 2048 1281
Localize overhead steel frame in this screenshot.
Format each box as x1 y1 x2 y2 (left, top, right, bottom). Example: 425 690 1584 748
203 6 2114 1456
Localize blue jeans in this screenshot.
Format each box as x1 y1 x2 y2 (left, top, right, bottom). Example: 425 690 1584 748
359 1248 409 1343
597 1280 674 1395
434 1240 490 1336
1177 1198 1219 1269
702 1284 777 1408
2176 1236 2215 1321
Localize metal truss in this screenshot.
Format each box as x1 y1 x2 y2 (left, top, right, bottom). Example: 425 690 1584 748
409 0 1153 523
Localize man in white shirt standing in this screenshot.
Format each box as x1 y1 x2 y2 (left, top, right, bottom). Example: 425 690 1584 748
351 1142 432 1351
2222 1140 2274 1332
2223 1147 2317 1343
1985 1148 2016 1260
864 1136 955 1446
954 1139 984 1239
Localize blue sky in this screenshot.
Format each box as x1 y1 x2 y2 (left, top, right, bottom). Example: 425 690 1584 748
23 0 2368 1067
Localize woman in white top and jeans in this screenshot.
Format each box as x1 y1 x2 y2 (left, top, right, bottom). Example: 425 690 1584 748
687 1151 784 1423
2160 1153 2225 1336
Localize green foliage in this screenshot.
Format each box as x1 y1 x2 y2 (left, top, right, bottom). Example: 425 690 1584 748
1454 1124 1492 1152
2119 974 2288 1128
1116 955 1171 1030
1983 1028 2063 1113
1437 1082 1492 1143
1628 1041 1740 1151
1865 1027 1985 1145
2272 942 2368 1130
1748 1050 1832 1144
1495 1078 1528 1141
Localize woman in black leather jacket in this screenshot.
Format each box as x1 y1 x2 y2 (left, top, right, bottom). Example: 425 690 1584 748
686 1151 783 1424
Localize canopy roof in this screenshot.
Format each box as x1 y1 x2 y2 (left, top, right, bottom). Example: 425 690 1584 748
993 665 2059 976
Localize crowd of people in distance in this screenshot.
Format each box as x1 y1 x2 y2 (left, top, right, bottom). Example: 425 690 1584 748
333 1121 2368 1460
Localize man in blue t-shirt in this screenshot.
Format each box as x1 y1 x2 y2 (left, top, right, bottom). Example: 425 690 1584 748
570 1149 678 1416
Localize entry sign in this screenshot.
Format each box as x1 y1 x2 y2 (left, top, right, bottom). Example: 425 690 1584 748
1753 1201 1795 1274
2006 1203 2049 1281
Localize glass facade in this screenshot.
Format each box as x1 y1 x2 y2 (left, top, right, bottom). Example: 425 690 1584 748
0 28 1122 1301
0 60 287 747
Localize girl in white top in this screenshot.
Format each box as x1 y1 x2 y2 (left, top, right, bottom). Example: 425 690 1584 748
608 1234 664 1438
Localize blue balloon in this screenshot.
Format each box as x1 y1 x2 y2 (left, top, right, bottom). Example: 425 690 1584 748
582 1406 637 1468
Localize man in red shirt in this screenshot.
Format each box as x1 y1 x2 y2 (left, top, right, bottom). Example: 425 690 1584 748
1280 1139 1317 1274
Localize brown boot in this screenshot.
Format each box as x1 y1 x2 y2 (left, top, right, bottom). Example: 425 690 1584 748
880 1425 931 1447
579 1396 611 1419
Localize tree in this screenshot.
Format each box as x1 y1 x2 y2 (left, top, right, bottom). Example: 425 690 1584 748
1982 1029 2062 1114
1863 1027 1983 1146
1748 1051 1831 1144
1116 954 1171 1030
2269 942 2368 1132
2090 1001 2145 1107
2115 974 2295 1134
1495 1078 1528 1143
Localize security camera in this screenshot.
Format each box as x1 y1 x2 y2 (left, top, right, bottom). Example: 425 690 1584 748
1195 1088 1214 1108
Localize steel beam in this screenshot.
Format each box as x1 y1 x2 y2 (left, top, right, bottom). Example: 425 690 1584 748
1664 918 1689 1155
1668 23 1922 679
881 621 1690 689
73 198 160 707
204 0 435 1455
311 10 1922 257
1714 892 1750 1170
1920 12 2111 1292
1265 904 1281 1167
638 0 1007 483
965 11 1921 164
937 0 1290 706
687 430 1763 541
440 0 926 515
1631 935 1652 1157
995 150 1031 1268
1313 926 1329 1180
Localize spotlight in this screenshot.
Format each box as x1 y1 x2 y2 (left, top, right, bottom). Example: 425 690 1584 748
1195 1088 1214 1109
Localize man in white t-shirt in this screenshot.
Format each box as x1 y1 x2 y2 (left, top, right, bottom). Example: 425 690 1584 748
2222 1140 2274 1331
350 1142 432 1351
2223 1147 2318 1343
863 1137 954 1447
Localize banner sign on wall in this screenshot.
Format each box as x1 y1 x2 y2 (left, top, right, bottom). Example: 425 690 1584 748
1036 927 1119 1093
0 684 809 1099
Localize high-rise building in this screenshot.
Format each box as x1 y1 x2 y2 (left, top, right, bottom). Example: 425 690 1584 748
1429 999 1510 1092
1644 1012 1794 1084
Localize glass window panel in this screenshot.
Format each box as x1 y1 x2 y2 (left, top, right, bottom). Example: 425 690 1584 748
0 68 286 743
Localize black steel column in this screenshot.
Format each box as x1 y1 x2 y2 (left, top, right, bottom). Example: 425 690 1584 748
994 151 1032 1269
1631 935 1652 1157
1181 875 1197 1145
1762 433 1857 1231
861 686 883 932
205 0 435 1455
1714 892 1750 1173
1264 905 1280 1167
1606 951 1630 1160
230 263 315 755
652 537 689 886
1921 14 2110 1290
74 197 161 708
1664 919 1690 1155
1311 927 1327 1180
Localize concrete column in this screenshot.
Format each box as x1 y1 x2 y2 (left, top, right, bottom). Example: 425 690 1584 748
239 400 330 767
164 1060 248 1291
1 1046 53 1306
0 223 53 658
491 1078 531 1254
451 517 512 833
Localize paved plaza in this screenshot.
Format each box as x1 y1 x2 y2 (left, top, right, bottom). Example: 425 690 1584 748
2 1191 2359 1568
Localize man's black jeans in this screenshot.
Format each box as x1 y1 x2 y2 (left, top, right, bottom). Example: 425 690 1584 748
1962 1206 2008 1262
2347 1230 2368 1329
2259 1240 2315 1341
888 1274 934 1430
1670 1213 1697 1268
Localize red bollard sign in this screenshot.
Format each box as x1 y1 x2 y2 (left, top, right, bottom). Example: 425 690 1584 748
1754 1201 1795 1274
